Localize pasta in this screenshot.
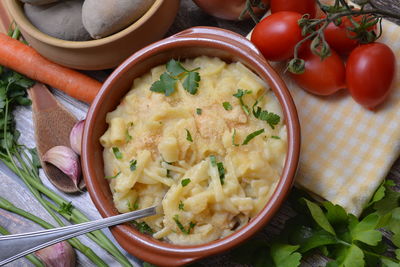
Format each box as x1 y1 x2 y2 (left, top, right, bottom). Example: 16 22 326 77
100 56 287 245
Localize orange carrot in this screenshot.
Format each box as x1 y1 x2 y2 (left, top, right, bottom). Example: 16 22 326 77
0 33 101 103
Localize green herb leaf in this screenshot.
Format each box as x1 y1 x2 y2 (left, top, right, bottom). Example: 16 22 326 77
336 244 365 267
217 162 225 185
183 71 200 95
166 59 188 76
181 178 191 187
271 135 280 139
259 110 280 129
382 258 400 267
129 159 137 171
289 225 338 253
350 213 382 246
132 220 153 235
58 201 73 217
223 102 233 111
150 72 177 96
196 108 202 115
270 243 301 267
233 89 251 115
173 214 196 235
304 199 336 235
105 171 121 179
322 201 348 226
232 129 239 147
185 129 193 142
210 155 217 167
242 129 265 145
112 147 123 159
125 123 133 142
178 201 184 211
128 200 139 211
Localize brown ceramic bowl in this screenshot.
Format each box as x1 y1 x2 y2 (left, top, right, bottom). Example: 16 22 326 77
82 26 301 266
4 0 179 70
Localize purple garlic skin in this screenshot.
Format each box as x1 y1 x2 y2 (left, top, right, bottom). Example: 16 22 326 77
43 146 81 188
70 120 85 155
35 241 76 267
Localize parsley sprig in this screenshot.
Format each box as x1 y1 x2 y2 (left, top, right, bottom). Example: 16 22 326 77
150 59 201 96
252 99 280 129
233 89 252 115
232 181 400 267
173 214 196 235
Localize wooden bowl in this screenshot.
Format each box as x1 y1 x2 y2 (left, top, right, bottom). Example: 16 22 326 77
82 26 301 266
4 0 180 70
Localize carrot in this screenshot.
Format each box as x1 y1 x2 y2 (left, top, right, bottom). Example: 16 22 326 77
0 33 101 103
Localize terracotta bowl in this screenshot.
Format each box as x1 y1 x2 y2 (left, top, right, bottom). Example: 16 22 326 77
82 26 301 266
4 0 180 70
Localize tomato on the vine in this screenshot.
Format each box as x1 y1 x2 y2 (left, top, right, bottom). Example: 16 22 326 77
346 42 396 109
289 48 346 96
192 0 269 20
324 15 378 56
251 11 303 61
271 0 317 18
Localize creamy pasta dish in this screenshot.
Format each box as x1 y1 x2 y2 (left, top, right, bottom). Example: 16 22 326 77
100 56 287 245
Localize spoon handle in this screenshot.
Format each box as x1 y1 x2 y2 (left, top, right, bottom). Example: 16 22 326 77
0 206 156 265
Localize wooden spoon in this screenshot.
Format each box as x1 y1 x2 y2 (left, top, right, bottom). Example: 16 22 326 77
29 83 85 193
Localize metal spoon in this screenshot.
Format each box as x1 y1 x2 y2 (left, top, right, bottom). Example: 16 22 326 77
0 206 157 265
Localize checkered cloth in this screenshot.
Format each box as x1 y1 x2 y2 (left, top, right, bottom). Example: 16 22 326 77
261 19 400 216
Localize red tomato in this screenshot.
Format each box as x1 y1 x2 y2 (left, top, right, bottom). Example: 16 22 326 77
251 11 303 61
324 15 377 56
271 0 317 17
347 43 396 109
192 0 269 20
289 48 346 95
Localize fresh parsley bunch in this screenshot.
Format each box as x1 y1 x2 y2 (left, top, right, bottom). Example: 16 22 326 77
231 181 400 267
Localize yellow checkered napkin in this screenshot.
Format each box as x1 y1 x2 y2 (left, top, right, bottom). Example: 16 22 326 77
271 19 400 216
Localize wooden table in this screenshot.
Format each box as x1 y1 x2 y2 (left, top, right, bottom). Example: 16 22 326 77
0 1 399 266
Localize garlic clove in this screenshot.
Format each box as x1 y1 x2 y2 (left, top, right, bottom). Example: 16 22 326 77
69 120 85 155
35 241 76 267
43 146 81 189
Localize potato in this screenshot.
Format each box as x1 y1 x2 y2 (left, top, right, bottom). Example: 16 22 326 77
20 0 59 5
82 0 155 39
24 0 92 41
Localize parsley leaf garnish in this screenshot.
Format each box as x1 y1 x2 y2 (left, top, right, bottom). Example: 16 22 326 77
185 129 193 142
252 100 280 129
128 200 139 211
271 244 302 267
105 171 121 179
129 159 137 171
233 89 252 115
173 215 196 235
150 59 201 96
178 201 185 211
209 155 225 185
132 221 153 235
232 129 239 147
112 147 123 159
242 129 265 145
223 102 233 111
196 108 202 115
210 155 217 167
271 135 281 139
58 201 73 218
125 122 133 142
181 178 191 187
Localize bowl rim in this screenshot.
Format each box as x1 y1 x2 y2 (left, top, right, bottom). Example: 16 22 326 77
82 26 301 265
5 0 164 48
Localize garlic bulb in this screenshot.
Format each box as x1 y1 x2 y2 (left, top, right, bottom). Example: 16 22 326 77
35 241 76 267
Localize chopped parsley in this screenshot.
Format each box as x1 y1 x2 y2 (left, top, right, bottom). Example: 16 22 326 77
223 101 233 111
210 155 225 185
128 200 139 211
185 129 193 142
181 178 191 187
105 171 121 179
112 147 123 159
252 100 280 129
129 159 137 171
125 122 133 142
178 201 185 211
150 59 201 96
173 215 196 235
233 89 252 115
232 129 239 147
271 135 281 139
242 129 265 145
196 108 202 115
132 221 153 235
